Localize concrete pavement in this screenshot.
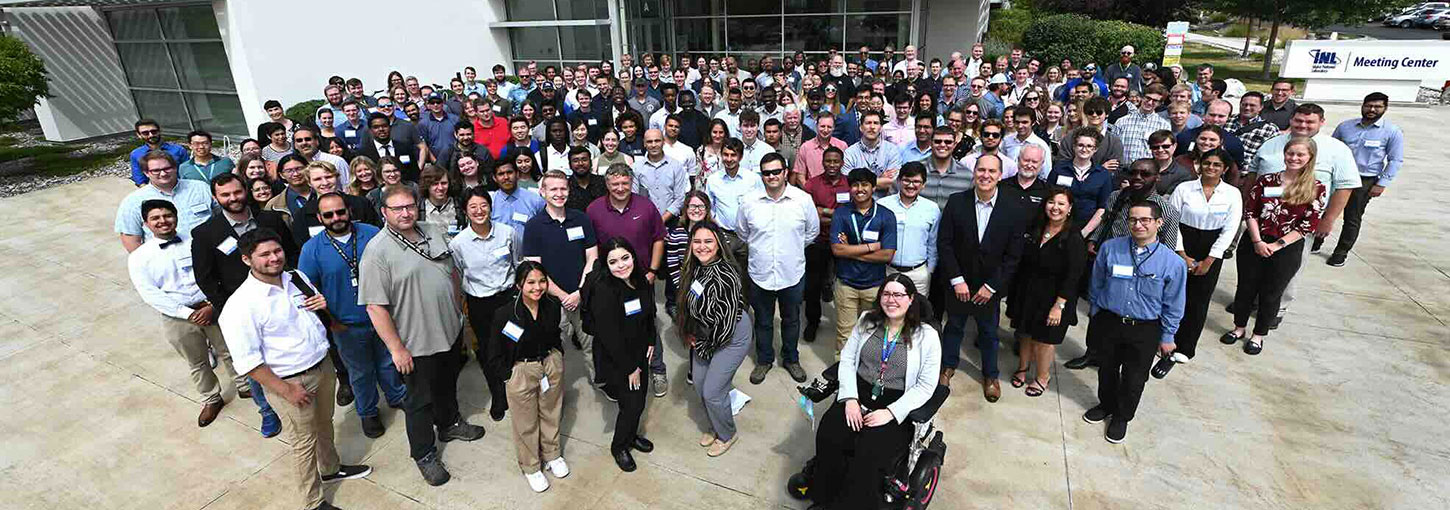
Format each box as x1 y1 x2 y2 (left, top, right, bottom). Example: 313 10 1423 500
1 103 1447 510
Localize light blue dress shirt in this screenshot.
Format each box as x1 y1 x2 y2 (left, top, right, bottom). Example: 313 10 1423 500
878 194 939 270
1331 117 1405 187
1088 237 1187 344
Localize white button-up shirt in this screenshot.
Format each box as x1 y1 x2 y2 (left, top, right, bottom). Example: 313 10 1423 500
541 144 571 175
736 186 820 290
218 271 330 377
449 222 517 297
127 236 206 319
1167 178 1243 258
739 138 774 172
663 139 698 173
974 189 998 242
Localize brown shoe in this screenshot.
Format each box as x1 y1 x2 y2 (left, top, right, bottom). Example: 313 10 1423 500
983 379 1001 403
939 367 955 386
198 400 225 427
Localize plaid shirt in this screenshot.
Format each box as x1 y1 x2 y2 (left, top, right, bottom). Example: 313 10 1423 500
1114 109 1171 163
1228 115 1281 164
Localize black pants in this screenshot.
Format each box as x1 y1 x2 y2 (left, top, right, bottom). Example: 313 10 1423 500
1175 225 1225 359
803 242 833 327
1232 238 1305 336
1091 311 1161 422
812 376 912 509
325 332 349 382
1332 175 1379 257
606 366 647 453
403 338 465 460
466 292 514 413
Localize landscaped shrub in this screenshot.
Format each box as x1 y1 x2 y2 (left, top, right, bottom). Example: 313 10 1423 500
1023 14 1166 68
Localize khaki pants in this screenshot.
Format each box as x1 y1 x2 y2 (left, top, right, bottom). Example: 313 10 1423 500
558 305 596 383
158 315 247 404
505 350 564 473
886 264 931 298
270 358 340 510
833 283 881 357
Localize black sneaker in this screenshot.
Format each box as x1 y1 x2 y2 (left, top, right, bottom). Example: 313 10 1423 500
1105 419 1128 444
322 464 372 483
489 405 507 422
361 415 385 438
1310 236 1324 254
802 323 818 344
416 452 451 486
439 420 485 442
1326 253 1347 267
336 383 354 407
1064 354 1097 370
1082 406 1111 424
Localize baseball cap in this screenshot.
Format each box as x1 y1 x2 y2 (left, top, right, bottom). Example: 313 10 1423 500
988 75 1009 85
425 92 444 102
540 81 554 90
1120 45 1135 54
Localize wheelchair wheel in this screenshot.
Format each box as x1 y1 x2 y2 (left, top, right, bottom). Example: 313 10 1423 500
903 442 945 509
787 471 811 500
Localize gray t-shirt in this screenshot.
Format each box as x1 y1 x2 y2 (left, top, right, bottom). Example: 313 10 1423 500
358 224 463 356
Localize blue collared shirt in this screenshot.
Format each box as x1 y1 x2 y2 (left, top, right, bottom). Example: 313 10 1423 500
829 202 898 289
632 155 690 216
114 179 215 241
1331 117 1405 187
334 119 367 152
129 142 191 185
878 194 939 270
705 168 764 231
297 223 380 326
417 112 461 156
899 141 933 164
1088 237 1187 344
491 187 546 243
843 139 904 179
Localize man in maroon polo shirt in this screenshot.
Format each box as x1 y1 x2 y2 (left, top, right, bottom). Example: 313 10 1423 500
800 145 851 343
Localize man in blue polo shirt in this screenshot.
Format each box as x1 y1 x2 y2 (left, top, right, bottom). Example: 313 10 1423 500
523 171 601 385
298 192 407 439
128 119 190 186
828 167 898 356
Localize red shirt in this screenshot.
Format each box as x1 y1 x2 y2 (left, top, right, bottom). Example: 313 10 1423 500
803 173 851 243
1244 172 1326 240
472 119 510 155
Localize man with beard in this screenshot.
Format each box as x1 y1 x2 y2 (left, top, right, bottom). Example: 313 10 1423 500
436 120 496 172
128 119 191 186
823 53 856 103
298 193 407 439
961 120 1019 180
360 113 422 183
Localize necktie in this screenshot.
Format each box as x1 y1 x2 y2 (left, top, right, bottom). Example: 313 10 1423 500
383 144 393 157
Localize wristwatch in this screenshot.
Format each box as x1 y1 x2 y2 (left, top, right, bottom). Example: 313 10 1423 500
1055 302 1066 310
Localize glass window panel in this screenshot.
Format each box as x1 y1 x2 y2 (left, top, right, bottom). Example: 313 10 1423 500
725 17 781 53
728 0 781 15
157 5 221 40
509 27 561 60
636 0 664 18
844 14 908 56
115 43 179 89
170 43 236 91
628 20 669 56
559 26 611 61
675 18 725 52
106 9 162 41
555 0 608 20
506 0 556 21
131 90 189 129
786 0 840 13
784 16 842 53
845 0 910 11
671 0 723 16
185 93 247 135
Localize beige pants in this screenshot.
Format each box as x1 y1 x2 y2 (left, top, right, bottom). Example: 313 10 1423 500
158 315 247 404
270 358 340 510
887 264 932 298
833 283 881 357
558 305 596 383
505 350 564 473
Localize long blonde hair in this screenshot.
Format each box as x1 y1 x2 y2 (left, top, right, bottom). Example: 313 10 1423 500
1281 136 1319 206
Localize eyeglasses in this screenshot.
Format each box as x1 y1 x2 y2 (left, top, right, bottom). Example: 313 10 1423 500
1025 96 1040 101
379 103 395 109
964 110 979 116
320 209 349 219
880 291 911 300
143 165 174 174
1143 96 1163 104
686 203 707 210
1127 217 1156 225
760 169 785 177
382 202 417 212
294 136 315 142
980 131 1002 139
1085 110 1106 116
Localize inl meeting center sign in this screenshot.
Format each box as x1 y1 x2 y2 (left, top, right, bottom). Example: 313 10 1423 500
1281 40 1450 102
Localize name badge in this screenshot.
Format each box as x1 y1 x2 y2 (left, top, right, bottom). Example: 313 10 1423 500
350 276 358 288
690 280 706 298
492 105 502 113
216 236 238 255
309 225 325 237
494 246 511 259
624 298 643 316
862 229 879 242
512 211 530 223
399 155 412 164
1055 175 1074 187
566 226 585 241
835 192 849 203
1364 139 1383 148
1263 186 1284 198
502 321 524 342
176 254 193 273
1111 264 1134 279
1208 203 1231 217
540 374 551 393
588 118 598 126
344 129 357 137
192 202 210 215
448 224 461 235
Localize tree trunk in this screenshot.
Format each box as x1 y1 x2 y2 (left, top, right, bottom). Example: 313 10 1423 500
1261 13 1281 80
1241 17 1253 58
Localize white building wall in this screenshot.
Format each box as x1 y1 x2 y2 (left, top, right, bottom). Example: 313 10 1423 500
920 0 988 58
214 0 513 135
7 6 137 142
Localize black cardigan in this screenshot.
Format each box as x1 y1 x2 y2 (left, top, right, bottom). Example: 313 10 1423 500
583 275 658 377
487 297 565 380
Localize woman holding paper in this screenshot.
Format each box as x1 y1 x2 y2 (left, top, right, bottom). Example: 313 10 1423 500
675 222 751 458
487 260 567 493
582 237 658 472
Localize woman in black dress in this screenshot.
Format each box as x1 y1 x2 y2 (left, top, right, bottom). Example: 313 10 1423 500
1007 187 1086 397
581 237 658 472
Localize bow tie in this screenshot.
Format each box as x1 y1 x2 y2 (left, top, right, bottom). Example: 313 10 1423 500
159 237 183 248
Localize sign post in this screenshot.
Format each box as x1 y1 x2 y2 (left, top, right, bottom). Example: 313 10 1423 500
1163 21 1189 68
1280 40 1450 102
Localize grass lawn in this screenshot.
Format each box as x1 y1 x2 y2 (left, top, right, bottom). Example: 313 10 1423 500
1179 42 1301 93
0 127 134 180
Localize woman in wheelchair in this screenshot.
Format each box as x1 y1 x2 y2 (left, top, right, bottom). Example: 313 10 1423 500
809 274 942 509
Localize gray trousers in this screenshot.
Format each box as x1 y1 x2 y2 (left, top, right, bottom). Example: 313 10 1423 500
692 312 752 443
1278 238 1312 315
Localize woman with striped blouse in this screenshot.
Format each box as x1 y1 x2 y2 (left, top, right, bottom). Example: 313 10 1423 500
675 221 751 458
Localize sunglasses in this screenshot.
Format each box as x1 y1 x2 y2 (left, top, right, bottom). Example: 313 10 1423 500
1085 110 1106 116
320 209 349 219
1150 143 1173 150
760 169 785 177
981 131 1002 139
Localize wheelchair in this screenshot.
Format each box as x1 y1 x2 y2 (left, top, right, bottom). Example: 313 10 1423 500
786 362 950 510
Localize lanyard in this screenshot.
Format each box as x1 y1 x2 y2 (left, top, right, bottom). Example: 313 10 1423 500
872 328 901 399
849 204 876 243
388 226 451 261
326 227 359 278
1130 242 1160 278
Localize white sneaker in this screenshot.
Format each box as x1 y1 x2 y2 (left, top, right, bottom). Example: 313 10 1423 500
525 470 550 492
546 457 570 478
1171 352 1190 364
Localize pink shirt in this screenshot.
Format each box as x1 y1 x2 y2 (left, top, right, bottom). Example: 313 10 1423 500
792 136 849 181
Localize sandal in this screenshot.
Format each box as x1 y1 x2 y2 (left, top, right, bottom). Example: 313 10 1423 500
1244 337 1263 355
1010 369 1029 389
1025 378 1048 397
1220 330 1246 345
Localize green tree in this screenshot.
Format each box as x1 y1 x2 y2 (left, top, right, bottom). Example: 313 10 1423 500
1203 0 1416 78
1038 0 1195 27
0 35 50 122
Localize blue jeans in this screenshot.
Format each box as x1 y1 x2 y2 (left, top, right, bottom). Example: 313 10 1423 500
334 323 408 418
750 277 805 365
249 378 273 417
942 299 1002 379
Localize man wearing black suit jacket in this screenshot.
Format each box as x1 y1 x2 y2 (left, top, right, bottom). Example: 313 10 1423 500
191 172 299 437
360 113 423 182
936 153 1027 403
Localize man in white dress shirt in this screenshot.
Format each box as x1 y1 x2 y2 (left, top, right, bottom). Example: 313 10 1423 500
737 152 820 385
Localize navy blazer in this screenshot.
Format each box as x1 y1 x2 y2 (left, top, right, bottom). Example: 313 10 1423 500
936 189 1028 316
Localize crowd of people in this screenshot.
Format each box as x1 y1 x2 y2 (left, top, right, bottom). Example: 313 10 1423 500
116 39 1405 510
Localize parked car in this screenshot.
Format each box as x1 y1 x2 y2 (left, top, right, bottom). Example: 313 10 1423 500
1436 16 1450 30
1414 8 1450 27
1385 8 1433 27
